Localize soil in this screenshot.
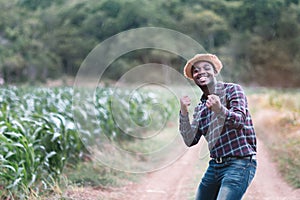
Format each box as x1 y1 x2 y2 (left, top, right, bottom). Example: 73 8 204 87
55 109 300 200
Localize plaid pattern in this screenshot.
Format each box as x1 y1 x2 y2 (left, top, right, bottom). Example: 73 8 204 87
179 82 257 158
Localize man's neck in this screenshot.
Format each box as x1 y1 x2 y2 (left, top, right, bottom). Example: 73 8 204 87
200 82 216 96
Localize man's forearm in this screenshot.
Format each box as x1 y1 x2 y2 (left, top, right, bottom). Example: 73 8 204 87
179 112 199 147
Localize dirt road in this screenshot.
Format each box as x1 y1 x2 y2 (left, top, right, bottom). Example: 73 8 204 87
119 141 204 200
116 138 300 200
62 136 300 200
244 138 300 200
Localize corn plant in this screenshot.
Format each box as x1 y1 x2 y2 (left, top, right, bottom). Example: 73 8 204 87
0 87 84 198
0 86 177 199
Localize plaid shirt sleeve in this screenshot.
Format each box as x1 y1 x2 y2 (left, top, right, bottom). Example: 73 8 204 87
216 84 247 129
179 105 202 147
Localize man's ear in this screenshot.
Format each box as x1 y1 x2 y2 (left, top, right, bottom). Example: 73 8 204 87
213 69 218 76
213 66 218 74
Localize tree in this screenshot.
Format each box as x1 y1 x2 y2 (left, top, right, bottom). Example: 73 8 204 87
230 0 284 40
180 9 230 50
17 0 65 10
0 0 300 86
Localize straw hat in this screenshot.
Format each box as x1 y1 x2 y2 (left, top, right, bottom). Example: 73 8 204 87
183 54 223 80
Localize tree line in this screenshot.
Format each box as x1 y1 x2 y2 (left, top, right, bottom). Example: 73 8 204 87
0 0 300 87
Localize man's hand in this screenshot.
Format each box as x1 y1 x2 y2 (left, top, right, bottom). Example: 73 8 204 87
180 96 191 116
206 94 222 113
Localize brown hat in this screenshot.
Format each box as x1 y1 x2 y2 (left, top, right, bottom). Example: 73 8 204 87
183 53 223 80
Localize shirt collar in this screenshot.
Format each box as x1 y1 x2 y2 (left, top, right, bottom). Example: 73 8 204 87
200 81 225 102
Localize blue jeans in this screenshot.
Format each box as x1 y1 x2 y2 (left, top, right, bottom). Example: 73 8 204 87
195 158 257 200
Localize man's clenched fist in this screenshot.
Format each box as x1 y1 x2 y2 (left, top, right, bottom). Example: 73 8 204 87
180 96 191 116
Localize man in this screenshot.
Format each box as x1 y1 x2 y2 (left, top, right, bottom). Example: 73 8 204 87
179 53 257 200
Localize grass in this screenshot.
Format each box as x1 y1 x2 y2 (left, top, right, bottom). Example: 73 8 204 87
276 140 300 188
63 162 137 188
247 87 300 188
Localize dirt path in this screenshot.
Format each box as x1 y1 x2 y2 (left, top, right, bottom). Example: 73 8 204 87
243 107 300 200
244 138 300 200
119 142 204 200
117 138 300 200
61 138 300 200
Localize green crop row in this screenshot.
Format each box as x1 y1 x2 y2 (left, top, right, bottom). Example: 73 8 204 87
0 86 177 199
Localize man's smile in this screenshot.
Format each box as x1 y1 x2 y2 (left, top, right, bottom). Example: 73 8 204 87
196 74 211 85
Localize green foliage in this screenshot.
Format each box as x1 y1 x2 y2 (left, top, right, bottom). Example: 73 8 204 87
0 0 300 86
0 87 85 198
17 0 65 10
180 9 230 49
230 0 284 38
0 86 177 198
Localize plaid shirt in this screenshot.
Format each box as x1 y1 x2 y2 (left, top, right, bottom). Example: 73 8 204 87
179 82 257 158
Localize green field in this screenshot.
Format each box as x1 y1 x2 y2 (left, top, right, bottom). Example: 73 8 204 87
0 86 178 199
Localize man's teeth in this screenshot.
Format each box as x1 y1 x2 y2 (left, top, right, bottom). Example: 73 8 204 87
199 77 207 81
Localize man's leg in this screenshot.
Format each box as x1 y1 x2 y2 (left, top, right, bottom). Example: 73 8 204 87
216 159 257 200
195 162 220 200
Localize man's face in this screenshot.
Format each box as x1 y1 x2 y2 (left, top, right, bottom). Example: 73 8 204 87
192 61 216 87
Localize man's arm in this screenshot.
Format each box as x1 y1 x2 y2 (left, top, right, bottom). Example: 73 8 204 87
214 84 247 129
179 96 201 147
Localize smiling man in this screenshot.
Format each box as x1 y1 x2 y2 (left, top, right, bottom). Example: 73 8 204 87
179 54 257 200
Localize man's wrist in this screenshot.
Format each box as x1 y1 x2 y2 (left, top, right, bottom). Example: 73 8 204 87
215 105 227 118
179 110 189 123
180 109 188 116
